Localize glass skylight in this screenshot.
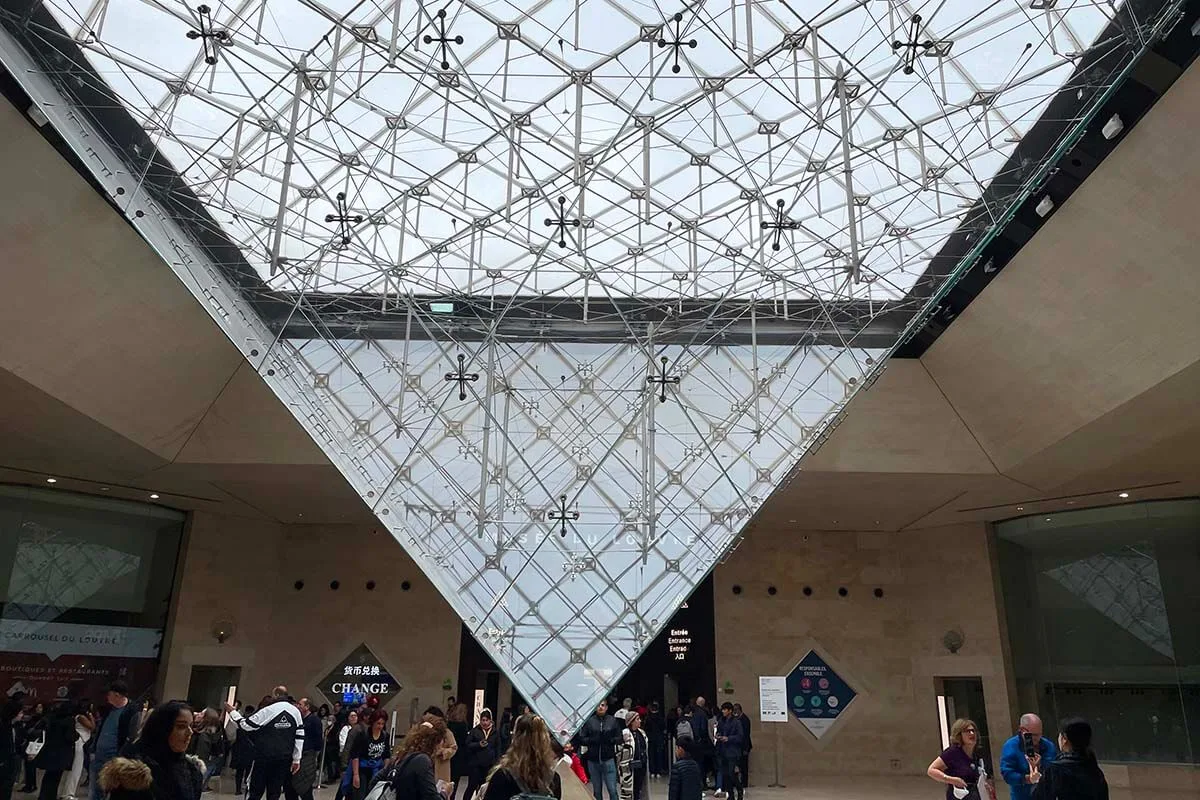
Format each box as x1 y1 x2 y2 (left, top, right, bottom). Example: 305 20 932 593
1 0 1177 735
44 0 1114 301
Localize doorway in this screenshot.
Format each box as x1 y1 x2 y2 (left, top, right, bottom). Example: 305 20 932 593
616 576 716 710
937 677 994 773
187 665 240 711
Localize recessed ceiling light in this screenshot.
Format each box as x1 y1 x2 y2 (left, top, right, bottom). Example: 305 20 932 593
100 487 110 491
1016 506 1024 511
1045 517 1052 522
1118 492 1130 499
45 477 57 484
149 493 160 500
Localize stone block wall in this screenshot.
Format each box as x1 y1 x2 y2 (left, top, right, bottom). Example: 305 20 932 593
713 522 1015 779
160 513 462 718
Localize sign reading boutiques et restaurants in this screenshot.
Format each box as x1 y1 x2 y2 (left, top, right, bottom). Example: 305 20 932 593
316 644 402 707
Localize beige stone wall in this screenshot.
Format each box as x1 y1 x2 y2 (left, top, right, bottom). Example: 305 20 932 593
714 522 1014 780
258 523 462 718
160 513 461 718
160 512 284 702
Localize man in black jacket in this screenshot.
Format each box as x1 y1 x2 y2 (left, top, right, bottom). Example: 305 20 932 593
580 701 620 800
644 703 666 778
286 699 323 800
226 687 304 800
668 738 702 800
689 699 713 789
732 704 751 789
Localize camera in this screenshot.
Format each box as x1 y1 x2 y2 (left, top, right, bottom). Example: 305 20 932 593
1022 731 1037 758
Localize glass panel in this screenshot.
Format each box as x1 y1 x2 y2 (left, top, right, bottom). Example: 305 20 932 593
0 485 186 702
996 499 1200 764
299 337 877 731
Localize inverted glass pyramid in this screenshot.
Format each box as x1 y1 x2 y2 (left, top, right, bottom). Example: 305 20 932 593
1045 547 1173 659
301 336 876 731
0 0 1179 732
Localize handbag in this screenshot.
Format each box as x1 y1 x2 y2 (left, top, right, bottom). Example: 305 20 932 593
25 733 45 760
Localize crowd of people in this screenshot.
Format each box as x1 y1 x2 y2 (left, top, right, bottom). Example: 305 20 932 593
0 682 146 800
571 696 751 800
3 682 1112 800
927 713 1110 800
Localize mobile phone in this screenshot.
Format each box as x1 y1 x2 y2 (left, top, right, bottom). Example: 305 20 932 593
1022 731 1036 758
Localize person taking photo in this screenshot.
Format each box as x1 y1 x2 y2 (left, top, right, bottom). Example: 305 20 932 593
1000 714 1056 800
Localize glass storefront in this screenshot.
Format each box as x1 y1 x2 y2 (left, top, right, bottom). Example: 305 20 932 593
0 485 185 704
996 499 1200 764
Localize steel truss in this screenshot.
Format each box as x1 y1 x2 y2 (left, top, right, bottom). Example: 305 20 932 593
0 0 1182 734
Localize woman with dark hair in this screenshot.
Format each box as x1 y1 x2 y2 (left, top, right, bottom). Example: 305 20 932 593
188 709 226 793
386 722 445 800
482 715 560 800
229 706 255 795
33 702 79 800
1032 719 1108 800
459 710 498 800
350 712 389 800
98 701 204 800
446 705 469 795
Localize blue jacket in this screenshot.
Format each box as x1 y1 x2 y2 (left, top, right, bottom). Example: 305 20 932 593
1001 735 1057 800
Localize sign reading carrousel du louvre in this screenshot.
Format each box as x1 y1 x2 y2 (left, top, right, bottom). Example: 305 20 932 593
785 649 857 740
316 644 402 707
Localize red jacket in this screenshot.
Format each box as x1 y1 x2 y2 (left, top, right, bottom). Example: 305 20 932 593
569 753 588 784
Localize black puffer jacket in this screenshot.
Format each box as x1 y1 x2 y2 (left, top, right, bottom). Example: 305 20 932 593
464 725 499 772
100 745 205 800
667 757 702 800
1032 752 1108 800
580 714 621 762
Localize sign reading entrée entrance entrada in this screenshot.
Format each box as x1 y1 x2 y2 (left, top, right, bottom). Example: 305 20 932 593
785 650 857 740
316 644 402 707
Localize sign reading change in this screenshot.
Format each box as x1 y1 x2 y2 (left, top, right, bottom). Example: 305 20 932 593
785 650 857 740
316 644 402 707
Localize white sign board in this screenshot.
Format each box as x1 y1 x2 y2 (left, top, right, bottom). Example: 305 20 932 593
473 689 485 726
758 676 788 723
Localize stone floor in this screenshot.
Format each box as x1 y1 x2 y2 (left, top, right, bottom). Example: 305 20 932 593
38 770 1200 800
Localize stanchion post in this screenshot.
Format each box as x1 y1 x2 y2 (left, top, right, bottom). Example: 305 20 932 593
767 724 784 788
317 729 328 789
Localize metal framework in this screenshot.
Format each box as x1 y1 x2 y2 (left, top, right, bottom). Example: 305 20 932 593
0 0 1181 734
